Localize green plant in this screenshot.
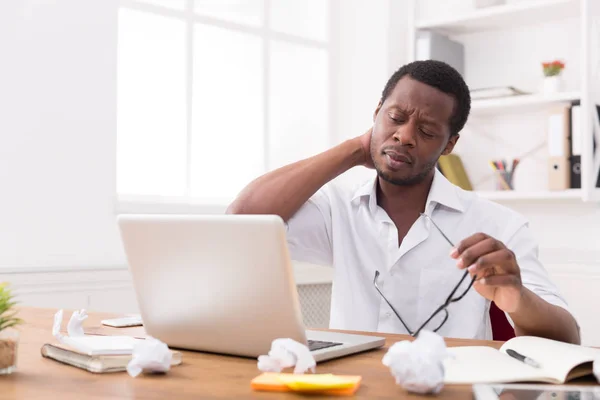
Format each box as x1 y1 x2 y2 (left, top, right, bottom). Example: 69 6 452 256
542 60 565 77
0 283 23 332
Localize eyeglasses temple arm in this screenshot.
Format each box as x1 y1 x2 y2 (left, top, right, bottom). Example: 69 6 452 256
450 274 476 303
420 213 456 248
373 276 414 335
413 306 447 337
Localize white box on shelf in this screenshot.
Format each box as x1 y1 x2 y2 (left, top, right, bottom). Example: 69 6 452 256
415 31 465 76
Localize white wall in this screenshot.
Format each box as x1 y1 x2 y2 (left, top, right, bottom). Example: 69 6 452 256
335 0 391 145
0 0 125 269
334 0 410 185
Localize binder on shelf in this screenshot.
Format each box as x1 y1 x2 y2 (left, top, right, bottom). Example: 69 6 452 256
437 154 473 191
569 101 600 189
547 105 571 190
569 101 581 188
594 105 600 188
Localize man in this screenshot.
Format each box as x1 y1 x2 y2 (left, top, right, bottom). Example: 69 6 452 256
227 60 580 344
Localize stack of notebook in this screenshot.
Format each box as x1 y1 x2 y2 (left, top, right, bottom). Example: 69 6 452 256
41 339 182 373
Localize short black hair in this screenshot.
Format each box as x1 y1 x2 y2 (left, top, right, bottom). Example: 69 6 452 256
380 60 471 136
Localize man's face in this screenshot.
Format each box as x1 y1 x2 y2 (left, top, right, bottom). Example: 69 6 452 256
371 76 459 186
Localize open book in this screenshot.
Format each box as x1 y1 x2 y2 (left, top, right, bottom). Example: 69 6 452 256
444 336 600 384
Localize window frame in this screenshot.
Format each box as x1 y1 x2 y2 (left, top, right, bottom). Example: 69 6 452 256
115 0 339 214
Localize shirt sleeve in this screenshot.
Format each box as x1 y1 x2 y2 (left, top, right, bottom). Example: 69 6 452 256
285 187 333 267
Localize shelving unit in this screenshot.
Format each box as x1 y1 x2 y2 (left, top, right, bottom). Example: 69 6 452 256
471 91 581 115
476 189 581 201
408 0 600 202
415 0 578 34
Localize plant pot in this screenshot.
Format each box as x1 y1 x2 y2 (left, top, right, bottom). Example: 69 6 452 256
542 75 562 94
0 329 19 374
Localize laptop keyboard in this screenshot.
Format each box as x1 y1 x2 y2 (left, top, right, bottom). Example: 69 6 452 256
308 339 343 352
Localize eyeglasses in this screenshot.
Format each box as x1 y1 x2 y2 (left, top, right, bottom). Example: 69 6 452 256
373 213 476 337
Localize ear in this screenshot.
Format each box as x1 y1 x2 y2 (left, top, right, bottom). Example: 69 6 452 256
373 100 383 122
441 134 459 156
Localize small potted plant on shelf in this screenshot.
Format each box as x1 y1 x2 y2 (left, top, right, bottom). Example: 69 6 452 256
541 60 565 94
0 283 23 375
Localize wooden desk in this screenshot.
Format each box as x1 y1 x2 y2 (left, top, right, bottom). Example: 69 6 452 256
3 307 502 399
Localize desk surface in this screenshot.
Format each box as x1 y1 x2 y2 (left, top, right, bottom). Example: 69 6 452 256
4 307 502 399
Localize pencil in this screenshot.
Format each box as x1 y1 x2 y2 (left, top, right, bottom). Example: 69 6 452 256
489 161 511 190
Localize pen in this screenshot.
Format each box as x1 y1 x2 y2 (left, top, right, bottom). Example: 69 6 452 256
506 349 541 368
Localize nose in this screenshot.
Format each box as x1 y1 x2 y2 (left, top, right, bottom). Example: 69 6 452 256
392 124 417 147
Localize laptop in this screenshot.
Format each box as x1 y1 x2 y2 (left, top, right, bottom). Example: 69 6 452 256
116 214 385 362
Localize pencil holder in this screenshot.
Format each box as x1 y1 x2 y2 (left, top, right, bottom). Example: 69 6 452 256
494 171 513 191
489 159 519 191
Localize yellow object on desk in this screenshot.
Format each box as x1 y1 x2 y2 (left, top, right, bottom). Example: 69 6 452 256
251 372 362 395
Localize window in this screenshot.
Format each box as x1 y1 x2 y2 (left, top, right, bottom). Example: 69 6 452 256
117 0 334 208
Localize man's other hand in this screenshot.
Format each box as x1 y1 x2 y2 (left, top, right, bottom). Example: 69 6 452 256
451 233 524 313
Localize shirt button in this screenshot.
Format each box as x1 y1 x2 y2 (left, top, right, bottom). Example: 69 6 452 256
385 312 392 317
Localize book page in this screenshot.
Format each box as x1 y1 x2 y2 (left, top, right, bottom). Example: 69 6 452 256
443 346 555 384
500 336 600 383
63 335 140 355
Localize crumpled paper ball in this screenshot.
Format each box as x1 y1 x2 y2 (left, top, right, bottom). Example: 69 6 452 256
127 336 173 378
382 330 448 394
67 309 88 337
53 309 87 340
257 338 316 374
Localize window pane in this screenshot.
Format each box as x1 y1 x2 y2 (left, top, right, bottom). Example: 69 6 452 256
117 9 187 196
135 0 186 11
269 0 328 42
191 25 264 200
269 41 329 170
194 0 263 27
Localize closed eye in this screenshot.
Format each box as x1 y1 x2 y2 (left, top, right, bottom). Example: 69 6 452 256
389 113 405 123
419 128 435 138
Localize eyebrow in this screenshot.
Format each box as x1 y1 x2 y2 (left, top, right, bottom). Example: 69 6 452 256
420 116 443 128
388 105 443 128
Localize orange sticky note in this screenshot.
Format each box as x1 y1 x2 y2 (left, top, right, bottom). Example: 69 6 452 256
251 373 362 395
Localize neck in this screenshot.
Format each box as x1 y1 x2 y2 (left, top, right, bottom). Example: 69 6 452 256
376 170 435 216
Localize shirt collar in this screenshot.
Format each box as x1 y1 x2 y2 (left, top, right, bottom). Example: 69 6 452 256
350 168 466 215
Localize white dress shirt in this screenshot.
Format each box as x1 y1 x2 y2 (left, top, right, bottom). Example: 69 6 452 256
285 169 570 339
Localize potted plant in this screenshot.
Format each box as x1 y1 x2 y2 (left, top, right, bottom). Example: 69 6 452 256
541 60 565 94
0 283 23 374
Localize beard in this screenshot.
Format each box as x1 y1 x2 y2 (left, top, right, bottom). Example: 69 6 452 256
372 152 438 186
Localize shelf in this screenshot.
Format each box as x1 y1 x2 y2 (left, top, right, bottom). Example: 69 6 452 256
476 189 582 201
471 91 580 115
416 0 579 35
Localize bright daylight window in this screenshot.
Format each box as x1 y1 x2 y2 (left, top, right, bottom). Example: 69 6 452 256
117 0 332 208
